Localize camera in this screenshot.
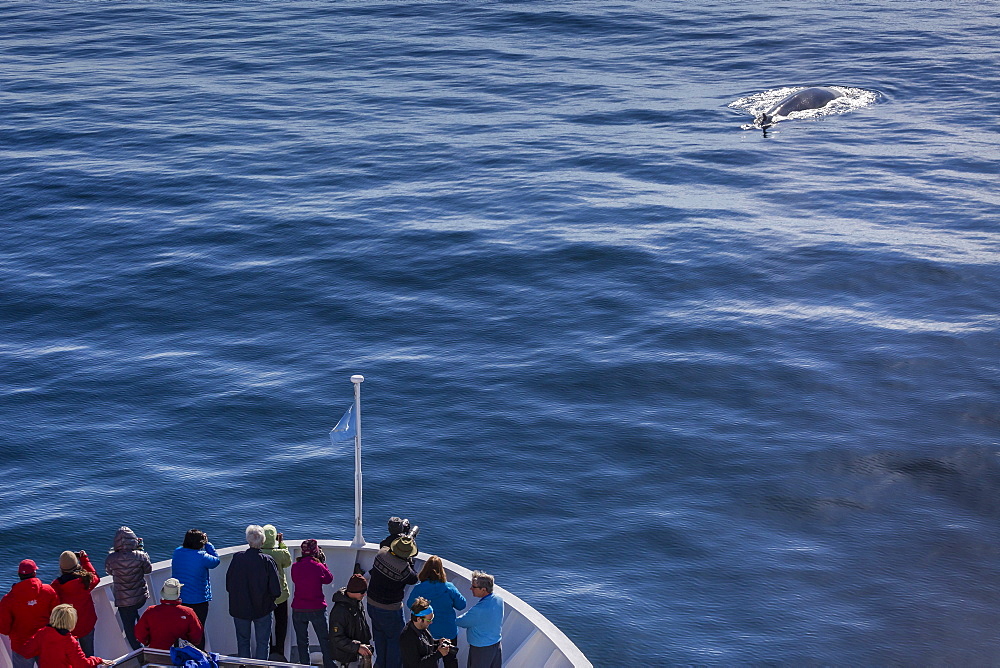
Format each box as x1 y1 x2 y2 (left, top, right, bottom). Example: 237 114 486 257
388 517 420 540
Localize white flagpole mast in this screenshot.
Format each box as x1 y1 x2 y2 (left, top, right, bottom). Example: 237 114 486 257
350 374 366 547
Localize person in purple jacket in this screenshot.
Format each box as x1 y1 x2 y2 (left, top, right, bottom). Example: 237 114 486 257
290 539 334 667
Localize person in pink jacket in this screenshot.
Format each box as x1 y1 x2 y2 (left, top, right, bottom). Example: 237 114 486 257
290 539 334 666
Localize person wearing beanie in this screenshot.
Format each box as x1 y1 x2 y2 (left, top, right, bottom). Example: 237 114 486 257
399 598 455 668
226 524 281 660
22 603 112 667
328 574 373 667
104 526 153 650
171 528 221 649
0 559 59 668
367 537 419 668
51 549 100 657
260 524 292 660
406 557 466 668
289 539 334 666
134 578 203 650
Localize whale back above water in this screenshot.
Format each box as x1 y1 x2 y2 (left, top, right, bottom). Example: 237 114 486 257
757 86 844 126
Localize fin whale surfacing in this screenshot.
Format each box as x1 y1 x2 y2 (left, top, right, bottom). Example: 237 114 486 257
756 86 844 127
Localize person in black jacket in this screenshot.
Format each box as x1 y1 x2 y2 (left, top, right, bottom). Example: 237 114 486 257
400 598 454 668
226 524 281 660
329 574 374 667
379 517 412 549
368 536 419 668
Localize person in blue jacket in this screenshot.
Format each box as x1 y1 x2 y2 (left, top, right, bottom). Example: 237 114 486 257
406 556 466 668
455 571 503 668
171 528 221 649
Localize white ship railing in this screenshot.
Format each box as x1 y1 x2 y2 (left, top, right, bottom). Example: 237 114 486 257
1 541 591 668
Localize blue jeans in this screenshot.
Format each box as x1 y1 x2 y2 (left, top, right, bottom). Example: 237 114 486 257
368 605 404 668
234 614 273 659
292 609 333 667
11 652 36 668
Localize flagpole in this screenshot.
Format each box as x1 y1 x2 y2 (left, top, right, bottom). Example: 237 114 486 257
350 374 366 547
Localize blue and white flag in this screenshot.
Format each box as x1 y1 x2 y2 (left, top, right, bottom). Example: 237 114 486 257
330 404 356 444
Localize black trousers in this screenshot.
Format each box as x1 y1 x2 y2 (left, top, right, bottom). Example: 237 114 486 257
271 600 288 653
188 601 210 650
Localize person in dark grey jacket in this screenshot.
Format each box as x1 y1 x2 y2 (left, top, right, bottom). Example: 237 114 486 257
104 526 152 650
226 524 281 660
368 536 419 668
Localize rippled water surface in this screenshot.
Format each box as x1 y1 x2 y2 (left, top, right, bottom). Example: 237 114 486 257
2 2 999 665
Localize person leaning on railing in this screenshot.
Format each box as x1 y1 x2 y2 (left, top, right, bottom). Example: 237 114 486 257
22 604 112 667
260 524 292 661
51 550 100 657
290 539 335 667
171 528 221 649
366 536 419 668
104 526 152 651
226 524 281 661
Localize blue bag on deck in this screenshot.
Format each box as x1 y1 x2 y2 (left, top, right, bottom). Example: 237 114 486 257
170 645 220 668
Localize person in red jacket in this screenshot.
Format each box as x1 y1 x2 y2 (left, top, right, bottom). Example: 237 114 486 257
0 559 60 668
51 550 100 657
22 604 112 667
135 577 204 650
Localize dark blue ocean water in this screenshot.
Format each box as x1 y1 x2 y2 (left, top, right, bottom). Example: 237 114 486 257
2 2 999 665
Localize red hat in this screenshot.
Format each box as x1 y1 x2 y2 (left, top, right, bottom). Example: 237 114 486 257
18 559 37 576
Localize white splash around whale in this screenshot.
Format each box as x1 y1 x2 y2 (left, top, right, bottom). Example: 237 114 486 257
729 86 880 130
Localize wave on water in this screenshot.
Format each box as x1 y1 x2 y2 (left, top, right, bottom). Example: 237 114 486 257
729 86 881 130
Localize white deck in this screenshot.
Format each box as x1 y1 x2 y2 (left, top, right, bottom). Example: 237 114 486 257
1 541 591 667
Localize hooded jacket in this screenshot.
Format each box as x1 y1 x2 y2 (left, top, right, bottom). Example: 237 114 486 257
22 625 105 667
0 577 60 655
328 587 372 664
51 552 100 638
104 526 153 608
260 525 292 605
